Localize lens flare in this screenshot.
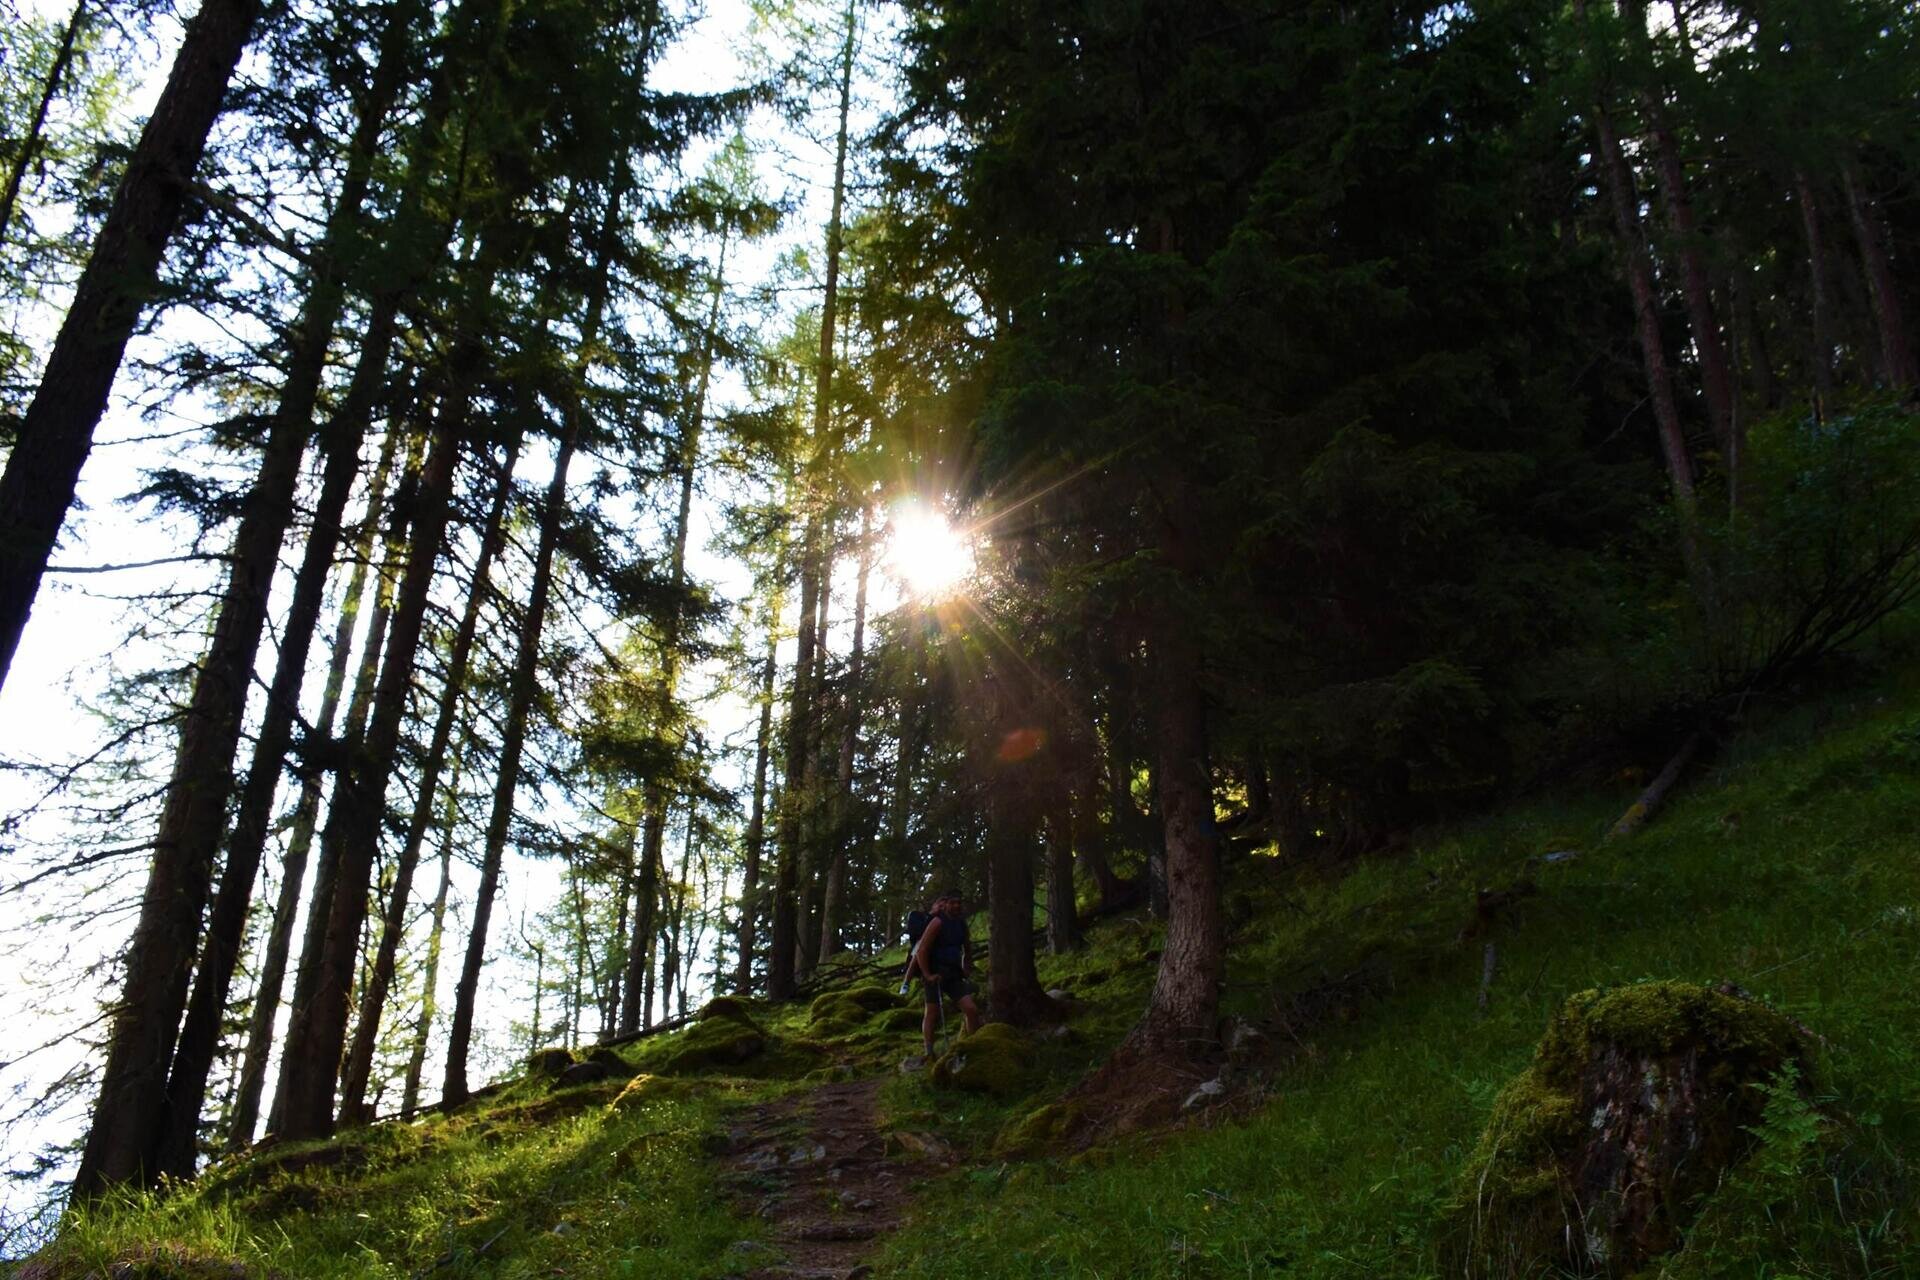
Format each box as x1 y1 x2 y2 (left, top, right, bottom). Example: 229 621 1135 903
884 502 977 601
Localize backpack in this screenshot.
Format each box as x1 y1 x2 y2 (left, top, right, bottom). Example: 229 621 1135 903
905 910 934 947
906 910 967 967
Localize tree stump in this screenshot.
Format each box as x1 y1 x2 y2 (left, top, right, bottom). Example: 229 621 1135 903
1450 980 1808 1278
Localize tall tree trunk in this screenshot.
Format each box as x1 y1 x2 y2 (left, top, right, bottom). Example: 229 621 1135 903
610 825 633 1036
401 722 464 1120
1731 266 1777 410
818 514 869 963
984 789 1052 1026
733 598 780 995
439 169 622 1090
1126 579 1223 1056
1045 795 1081 954
0 0 261 692
273 410 462 1141
336 436 519 1125
225 420 400 1149
769 517 819 1001
440 419 579 1101
140 15 419 1177
1621 0 1737 469
1578 15 1706 589
0 0 87 249
618 234 725 1028
771 1 857 1000
266 417 426 1141
1794 171 1836 399
1840 161 1918 391
663 813 694 1019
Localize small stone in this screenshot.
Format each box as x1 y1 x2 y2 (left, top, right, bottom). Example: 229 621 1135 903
726 1239 780 1260
899 1055 927 1074
1045 988 1072 1002
788 1141 827 1166
742 1147 782 1172
549 1220 575 1236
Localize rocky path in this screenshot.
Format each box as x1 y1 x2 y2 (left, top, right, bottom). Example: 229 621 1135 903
718 1075 949 1280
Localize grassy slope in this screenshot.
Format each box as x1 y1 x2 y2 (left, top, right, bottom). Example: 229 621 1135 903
32 657 1920 1278
873 661 1920 1279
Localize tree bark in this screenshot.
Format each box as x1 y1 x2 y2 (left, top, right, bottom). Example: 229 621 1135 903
1126 586 1223 1056
273 414 461 1141
1045 796 1081 954
401 721 464 1120
818 514 869 962
768 514 820 1001
1794 170 1836 399
1840 160 1918 390
336 435 519 1125
732 603 780 995
0 0 261 693
984 791 1053 1026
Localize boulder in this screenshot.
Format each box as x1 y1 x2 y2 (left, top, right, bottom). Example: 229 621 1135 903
1448 980 1808 1278
930 1022 1031 1096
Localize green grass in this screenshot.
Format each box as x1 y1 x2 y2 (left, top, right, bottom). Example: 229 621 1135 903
873 661 1920 1279
32 652 1920 1279
39 1068 764 1278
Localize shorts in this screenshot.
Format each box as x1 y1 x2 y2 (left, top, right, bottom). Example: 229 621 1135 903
922 964 974 1005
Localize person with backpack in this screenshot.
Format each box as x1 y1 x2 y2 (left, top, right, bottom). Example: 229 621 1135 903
907 891 981 1061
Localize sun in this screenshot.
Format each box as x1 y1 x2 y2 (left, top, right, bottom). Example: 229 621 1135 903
883 501 977 602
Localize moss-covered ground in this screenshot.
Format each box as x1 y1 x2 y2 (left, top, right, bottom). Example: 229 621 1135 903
30 649 1920 1278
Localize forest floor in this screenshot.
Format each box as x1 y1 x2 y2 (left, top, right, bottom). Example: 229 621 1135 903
22 637 1920 1278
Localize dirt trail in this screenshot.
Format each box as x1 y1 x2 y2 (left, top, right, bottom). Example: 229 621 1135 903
719 1075 947 1280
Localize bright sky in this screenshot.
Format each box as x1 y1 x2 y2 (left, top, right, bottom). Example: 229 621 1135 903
0 0 930 1232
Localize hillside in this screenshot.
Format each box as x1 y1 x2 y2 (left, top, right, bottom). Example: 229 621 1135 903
21 646 1920 1279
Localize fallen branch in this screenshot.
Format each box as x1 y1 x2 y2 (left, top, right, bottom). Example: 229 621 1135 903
1607 729 1707 841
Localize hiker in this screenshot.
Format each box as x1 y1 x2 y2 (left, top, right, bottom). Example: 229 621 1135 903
911 891 982 1059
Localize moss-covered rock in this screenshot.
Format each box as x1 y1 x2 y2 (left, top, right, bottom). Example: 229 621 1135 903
930 1022 1032 1096
606 1073 693 1112
698 995 761 1028
876 1007 923 1032
526 1046 574 1078
1447 980 1808 1279
841 984 905 1012
994 1100 1083 1158
585 1044 629 1072
653 1015 766 1075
